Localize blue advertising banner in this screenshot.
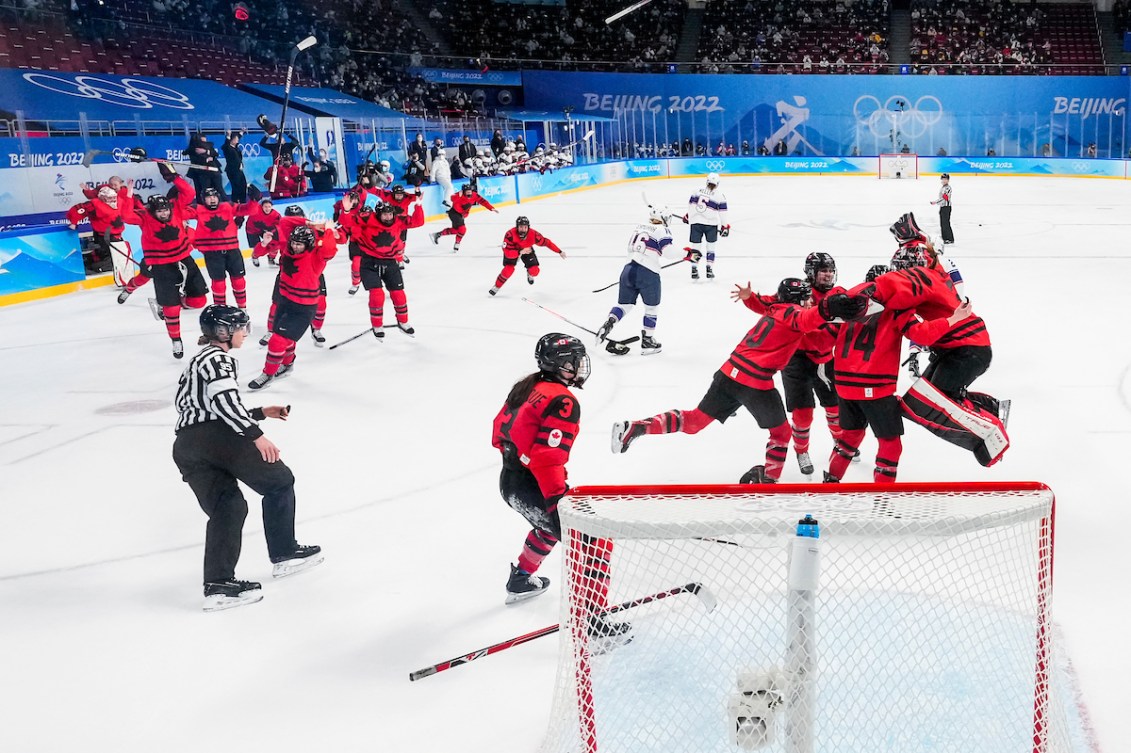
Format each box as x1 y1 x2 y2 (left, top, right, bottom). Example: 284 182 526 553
667 156 872 176
0 68 278 124
522 72 1131 159
0 225 84 296
920 155 1125 178
409 68 523 87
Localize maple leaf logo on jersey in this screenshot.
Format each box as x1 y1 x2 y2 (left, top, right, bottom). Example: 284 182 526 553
372 229 396 247
204 214 230 231
155 224 180 242
111 217 124 230
281 256 299 275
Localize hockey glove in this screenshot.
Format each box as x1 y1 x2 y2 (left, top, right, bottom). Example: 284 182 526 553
683 247 703 264
157 162 177 183
720 224 731 237
902 352 922 378
681 214 689 224
819 293 867 321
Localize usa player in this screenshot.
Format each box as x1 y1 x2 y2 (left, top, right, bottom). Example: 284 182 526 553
595 208 701 355
682 171 729 280
489 216 565 296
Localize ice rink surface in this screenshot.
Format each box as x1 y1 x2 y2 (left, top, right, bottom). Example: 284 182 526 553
0 174 1126 751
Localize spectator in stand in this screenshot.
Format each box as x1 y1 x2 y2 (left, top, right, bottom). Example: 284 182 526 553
1086 143 1098 158
403 156 427 188
491 129 506 157
187 132 226 198
1041 143 1054 157
222 130 248 203
459 135 478 163
407 133 428 164
304 159 338 193
773 139 788 156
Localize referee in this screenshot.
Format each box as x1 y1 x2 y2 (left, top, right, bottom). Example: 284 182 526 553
173 305 323 612
931 173 954 244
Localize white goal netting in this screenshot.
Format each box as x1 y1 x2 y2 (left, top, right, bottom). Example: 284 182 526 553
540 483 1090 753
879 153 919 179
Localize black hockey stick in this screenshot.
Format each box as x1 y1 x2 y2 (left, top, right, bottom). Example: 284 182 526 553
521 297 640 348
408 581 716 681
591 258 689 294
327 323 400 350
269 35 318 194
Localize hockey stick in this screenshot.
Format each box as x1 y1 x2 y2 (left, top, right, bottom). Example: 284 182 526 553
81 149 220 172
408 581 715 681
511 131 595 171
270 35 318 194
521 297 640 347
327 323 400 350
606 0 655 24
591 258 688 294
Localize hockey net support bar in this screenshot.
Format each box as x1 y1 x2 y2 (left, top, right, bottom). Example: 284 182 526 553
878 153 920 179
539 482 1081 753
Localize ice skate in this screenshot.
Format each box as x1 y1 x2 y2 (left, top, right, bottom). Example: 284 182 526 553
147 297 164 321
203 579 263 612
452 243 461 253
611 420 648 454
489 286 499 296
739 465 777 484
587 613 634 654
822 471 840 483
348 284 359 296
505 563 550 605
310 327 326 347
373 328 385 341
640 331 662 355
397 322 416 337
429 231 441 245
691 265 700 280
271 544 323 578
797 452 814 476
275 363 293 380
706 266 715 279
527 273 535 285
248 372 274 390
252 257 260 267
998 399 1011 428
267 256 277 266
171 339 184 359
117 288 131 304
596 316 616 343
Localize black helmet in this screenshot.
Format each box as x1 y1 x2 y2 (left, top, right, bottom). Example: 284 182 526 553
777 277 812 305
865 264 890 283
803 252 837 291
376 202 396 224
284 205 305 217
288 225 316 251
201 187 221 203
535 333 590 388
200 304 250 343
391 184 406 195
516 216 530 228
940 173 950 180
147 195 173 216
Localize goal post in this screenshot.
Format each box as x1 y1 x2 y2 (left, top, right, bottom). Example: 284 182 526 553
540 482 1081 753
879 153 919 179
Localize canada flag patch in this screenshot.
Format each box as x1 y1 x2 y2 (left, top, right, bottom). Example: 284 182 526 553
547 429 563 448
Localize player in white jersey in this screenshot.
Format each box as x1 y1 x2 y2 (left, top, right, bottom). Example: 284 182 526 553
682 172 730 280
595 208 701 355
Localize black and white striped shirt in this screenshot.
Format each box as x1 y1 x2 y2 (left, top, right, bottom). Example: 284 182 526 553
937 184 952 208
175 344 264 439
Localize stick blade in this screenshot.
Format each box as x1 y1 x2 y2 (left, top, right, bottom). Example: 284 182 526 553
688 582 719 613
81 150 100 169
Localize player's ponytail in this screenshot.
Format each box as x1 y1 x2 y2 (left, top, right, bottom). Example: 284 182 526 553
505 372 543 410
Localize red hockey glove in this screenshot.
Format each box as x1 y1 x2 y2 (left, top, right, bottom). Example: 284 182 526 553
683 247 702 264
720 224 731 237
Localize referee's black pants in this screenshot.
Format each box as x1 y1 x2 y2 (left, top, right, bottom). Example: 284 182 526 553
173 421 297 583
939 205 954 243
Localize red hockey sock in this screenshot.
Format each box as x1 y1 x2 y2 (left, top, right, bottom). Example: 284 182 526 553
264 334 292 375
312 295 327 330
231 276 247 309
827 429 867 481
350 256 361 286
183 294 207 310
825 405 842 441
494 265 515 289
210 279 227 306
516 528 559 574
791 407 814 453
368 288 386 328
573 535 614 610
389 289 409 324
125 273 150 293
764 422 792 480
266 302 277 333
645 408 714 435
282 342 297 367
528 266 540 278
874 436 902 482
162 305 181 340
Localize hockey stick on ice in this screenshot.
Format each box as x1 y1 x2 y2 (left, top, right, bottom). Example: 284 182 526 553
521 297 640 348
591 257 689 294
408 581 716 681
327 323 400 350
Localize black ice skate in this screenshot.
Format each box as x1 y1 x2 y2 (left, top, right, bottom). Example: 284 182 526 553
505 563 550 605
596 316 617 343
640 331 662 355
527 273 535 285
587 613 634 654
739 465 777 484
611 420 648 454
171 339 184 359
690 266 700 280
147 297 164 321
310 326 326 347
271 544 324 578
489 286 499 296
397 322 416 337
348 284 359 295
203 579 263 612
248 372 274 390
117 288 131 304
822 471 840 483
706 266 715 279
797 452 814 476
372 328 385 341
258 333 271 347
429 231 441 245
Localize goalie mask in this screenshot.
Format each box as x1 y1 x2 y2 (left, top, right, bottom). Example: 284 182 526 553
777 277 813 305
200 304 251 343
803 252 837 291
535 333 590 388
97 185 118 207
890 242 935 271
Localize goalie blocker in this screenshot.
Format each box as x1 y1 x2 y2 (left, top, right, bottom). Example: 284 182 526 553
901 377 1009 466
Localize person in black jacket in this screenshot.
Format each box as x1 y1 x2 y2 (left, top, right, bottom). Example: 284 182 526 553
221 130 248 203
402 156 427 188
186 132 226 198
491 129 506 157
407 133 428 164
458 135 478 163
304 159 338 193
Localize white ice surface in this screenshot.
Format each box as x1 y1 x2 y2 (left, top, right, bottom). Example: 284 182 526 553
0 175 1125 752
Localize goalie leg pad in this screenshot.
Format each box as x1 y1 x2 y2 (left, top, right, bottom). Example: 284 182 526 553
901 378 1009 467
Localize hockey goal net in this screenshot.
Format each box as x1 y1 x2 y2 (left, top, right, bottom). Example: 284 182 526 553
878 153 919 179
540 482 1083 753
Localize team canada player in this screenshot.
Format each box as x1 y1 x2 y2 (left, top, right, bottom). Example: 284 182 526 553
265 150 305 199
491 334 631 649
334 190 364 294
256 207 331 347
595 208 701 355
68 178 131 285
612 278 862 483
823 264 970 483
489 216 564 296
376 183 421 267
191 188 255 308
249 224 339 390
247 197 282 266
847 213 1010 465
429 182 498 252
682 171 730 280
339 194 424 339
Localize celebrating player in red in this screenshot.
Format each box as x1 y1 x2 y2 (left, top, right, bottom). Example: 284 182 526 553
429 181 498 252
611 278 861 483
68 178 132 287
339 194 424 338
489 216 564 296
122 169 207 359
376 183 421 267
247 197 282 266
191 187 255 308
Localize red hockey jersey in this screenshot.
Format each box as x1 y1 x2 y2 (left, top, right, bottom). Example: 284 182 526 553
278 224 338 306
191 201 255 252
339 204 424 260
448 191 495 217
833 307 956 401
502 227 561 258
721 303 827 390
122 177 196 265
66 189 129 239
491 378 580 499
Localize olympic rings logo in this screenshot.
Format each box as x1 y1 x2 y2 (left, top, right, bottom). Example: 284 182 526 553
22 73 195 110
704 160 726 170
239 143 262 158
853 95 943 139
